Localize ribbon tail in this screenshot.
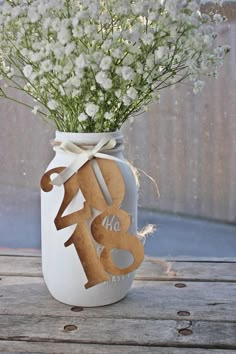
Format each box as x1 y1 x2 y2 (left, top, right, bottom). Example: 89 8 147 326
51 153 89 186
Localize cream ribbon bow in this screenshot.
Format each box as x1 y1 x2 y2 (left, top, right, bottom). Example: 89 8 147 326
51 137 124 187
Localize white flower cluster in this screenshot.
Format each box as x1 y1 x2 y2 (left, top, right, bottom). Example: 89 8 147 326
0 0 230 132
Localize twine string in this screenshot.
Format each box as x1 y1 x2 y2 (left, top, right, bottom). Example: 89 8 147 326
50 137 159 240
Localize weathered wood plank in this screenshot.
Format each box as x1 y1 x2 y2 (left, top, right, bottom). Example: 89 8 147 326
0 277 235 322
0 249 41 257
137 259 236 282
0 256 42 277
1 316 236 349
1 256 236 282
1 250 236 262
1 341 236 354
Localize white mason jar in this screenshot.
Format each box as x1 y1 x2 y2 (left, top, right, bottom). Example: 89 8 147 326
41 130 141 307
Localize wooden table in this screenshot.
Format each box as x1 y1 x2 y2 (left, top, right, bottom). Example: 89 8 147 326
0 252 236 353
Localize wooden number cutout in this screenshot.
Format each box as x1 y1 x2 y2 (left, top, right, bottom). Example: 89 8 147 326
41 167 110 289
41 159 144 289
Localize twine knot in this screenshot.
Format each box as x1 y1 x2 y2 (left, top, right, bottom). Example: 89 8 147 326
51 137 123 187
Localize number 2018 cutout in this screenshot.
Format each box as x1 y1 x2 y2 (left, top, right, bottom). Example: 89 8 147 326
41 158 144 289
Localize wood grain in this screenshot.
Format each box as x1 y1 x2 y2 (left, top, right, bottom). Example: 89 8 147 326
0 315 236 349
1 341 236 354
136 259 236 282
0 254 236 352
0 249 41 257
0 256 42 277
1 256 236 282
0 277 236 322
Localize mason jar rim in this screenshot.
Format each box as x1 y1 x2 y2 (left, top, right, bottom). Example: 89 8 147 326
54 130 124 152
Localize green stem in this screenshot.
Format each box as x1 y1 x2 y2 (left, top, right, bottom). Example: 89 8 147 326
2 93 46 116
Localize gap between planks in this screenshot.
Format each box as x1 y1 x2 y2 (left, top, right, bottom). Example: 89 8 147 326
135 277 236 283
1 250 236 263
1 341 236 354
1 316 236 350
1 274 236 283
1 313 236 324
1 256 236 282
1 277 236 322
1 339 236 352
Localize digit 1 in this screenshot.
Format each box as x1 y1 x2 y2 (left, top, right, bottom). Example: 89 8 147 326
64 211 110 289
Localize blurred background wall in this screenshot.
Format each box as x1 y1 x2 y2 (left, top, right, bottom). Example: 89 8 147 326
0 3 235 224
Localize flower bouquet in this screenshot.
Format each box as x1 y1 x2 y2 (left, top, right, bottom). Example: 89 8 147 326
0 0 229 306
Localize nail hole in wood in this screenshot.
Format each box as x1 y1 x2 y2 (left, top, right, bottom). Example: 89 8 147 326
177 311 190 317
175 283 186 288
71 306 83 312
64 324 78 332
179 328 193 336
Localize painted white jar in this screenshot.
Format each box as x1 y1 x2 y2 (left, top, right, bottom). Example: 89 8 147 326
41 130 140 307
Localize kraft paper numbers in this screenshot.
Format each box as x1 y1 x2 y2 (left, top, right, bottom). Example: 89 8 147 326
41 158 144 289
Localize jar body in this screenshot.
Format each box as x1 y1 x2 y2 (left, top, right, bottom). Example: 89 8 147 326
41 131 139 306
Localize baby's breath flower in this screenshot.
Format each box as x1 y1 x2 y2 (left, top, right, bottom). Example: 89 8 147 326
75 67 84 79
100 56 112 71
32 106 40 115
155 47 166 62
101 39 112 51
127 87 138 100
23 65 33 78
122 95 131 106
95 71 112 90
112 48 123 59
57 28 71 45
141 33 154 45
65 43 76 56
0 0 229 132
28 8 40 23
41 60 53 73
104 112 113 120
85 103 99 117
48 100 58 110
115 90 122 98
76 54 88 69
78 113 88 122
121 66 135 81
